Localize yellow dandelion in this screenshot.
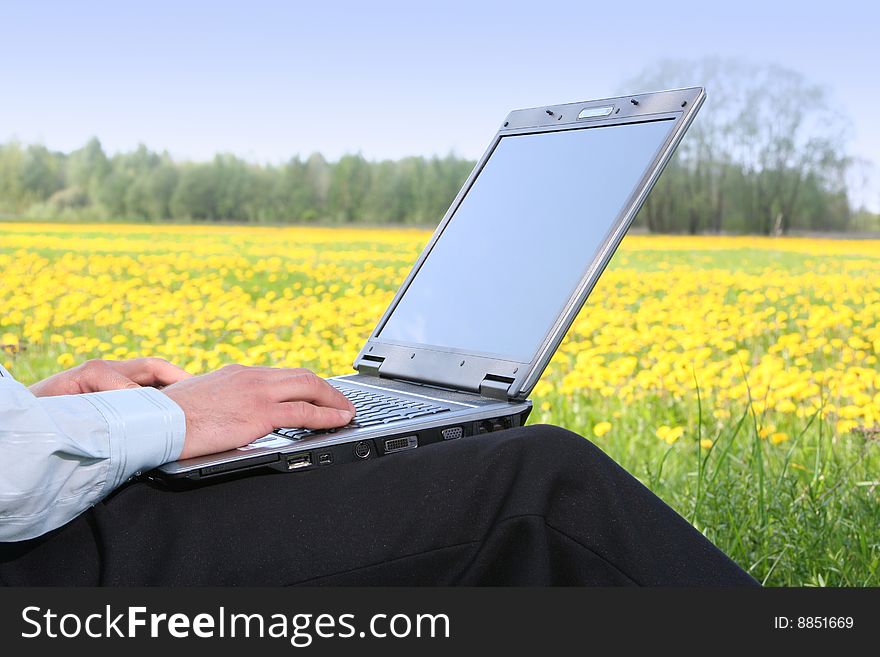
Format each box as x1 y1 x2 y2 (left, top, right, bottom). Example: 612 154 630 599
593 421 612 437
769 432 789 445
656 425 685 444
836 419 858 435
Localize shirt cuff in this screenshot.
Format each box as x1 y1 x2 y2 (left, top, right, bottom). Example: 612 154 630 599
79 387 186 493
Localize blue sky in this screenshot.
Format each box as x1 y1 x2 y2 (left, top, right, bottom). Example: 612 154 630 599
1 0 878 209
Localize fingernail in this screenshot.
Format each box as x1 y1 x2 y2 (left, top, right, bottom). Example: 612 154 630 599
339 410 354 421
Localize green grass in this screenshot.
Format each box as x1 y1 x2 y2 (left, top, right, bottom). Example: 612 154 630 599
537 386 879 586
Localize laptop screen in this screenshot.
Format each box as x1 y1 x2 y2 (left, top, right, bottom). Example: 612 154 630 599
377 118 676 362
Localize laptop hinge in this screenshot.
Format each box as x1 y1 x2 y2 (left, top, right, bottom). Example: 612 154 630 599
355 355 385 377
479 375 514 401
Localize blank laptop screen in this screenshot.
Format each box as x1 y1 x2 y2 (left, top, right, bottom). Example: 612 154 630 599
377 118 675 362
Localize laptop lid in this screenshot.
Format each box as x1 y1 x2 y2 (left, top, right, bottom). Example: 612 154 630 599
353 87 705 400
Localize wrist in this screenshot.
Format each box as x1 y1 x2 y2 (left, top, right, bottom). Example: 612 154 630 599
81 387 187 487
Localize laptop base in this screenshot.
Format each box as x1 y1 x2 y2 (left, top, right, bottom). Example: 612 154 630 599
150 402 532 487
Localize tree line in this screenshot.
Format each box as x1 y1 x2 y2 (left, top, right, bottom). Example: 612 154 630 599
0 59 873 233
0 140 474 225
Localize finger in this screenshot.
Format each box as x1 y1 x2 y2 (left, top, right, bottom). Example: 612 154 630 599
115 358 192 387
81 368 140 393
267 371 356 413
29 373 81 397
271 401 354 430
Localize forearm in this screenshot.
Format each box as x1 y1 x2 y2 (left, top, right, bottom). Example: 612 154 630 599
0 368 185 542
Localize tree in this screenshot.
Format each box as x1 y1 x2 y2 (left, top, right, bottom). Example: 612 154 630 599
170 164 218 220
66 138 110 193
125 162 178 220
627 58 852 234
327 154 372 223
0 143 28 213
20 144 63 202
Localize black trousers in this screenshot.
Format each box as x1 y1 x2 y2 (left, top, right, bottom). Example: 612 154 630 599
0 425 757 586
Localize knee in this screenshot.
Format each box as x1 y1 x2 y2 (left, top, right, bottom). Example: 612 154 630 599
491 423 609 474
500 423 593 450
475 424 626 516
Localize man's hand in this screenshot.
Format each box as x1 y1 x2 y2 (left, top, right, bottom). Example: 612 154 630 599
161 365 357 460
29 358 191 397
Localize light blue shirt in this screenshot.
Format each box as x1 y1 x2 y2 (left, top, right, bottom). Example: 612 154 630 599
0 364 186 542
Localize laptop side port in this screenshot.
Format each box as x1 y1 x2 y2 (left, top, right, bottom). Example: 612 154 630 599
441 426 463 441
384 435 418 454
286 453 312 470
318 452 332 466
477 417 513 434
354 441 372 459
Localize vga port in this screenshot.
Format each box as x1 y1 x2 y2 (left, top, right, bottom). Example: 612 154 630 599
441 426 463 441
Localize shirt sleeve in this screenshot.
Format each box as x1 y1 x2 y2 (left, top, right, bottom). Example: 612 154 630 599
0 366 186 542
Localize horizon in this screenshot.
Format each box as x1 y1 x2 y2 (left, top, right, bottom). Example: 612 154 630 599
1 0 878 210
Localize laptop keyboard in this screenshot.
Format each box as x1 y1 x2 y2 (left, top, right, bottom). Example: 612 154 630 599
271 381 449 441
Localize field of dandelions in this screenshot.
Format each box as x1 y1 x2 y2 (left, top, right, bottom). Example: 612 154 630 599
1 222 878 585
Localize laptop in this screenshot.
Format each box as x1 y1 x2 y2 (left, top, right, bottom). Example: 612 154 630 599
154 87 705 484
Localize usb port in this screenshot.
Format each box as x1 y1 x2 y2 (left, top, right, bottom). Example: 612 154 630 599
286 454 312 470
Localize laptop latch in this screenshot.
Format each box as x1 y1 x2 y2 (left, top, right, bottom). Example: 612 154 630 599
479 375 514 401
355 355 385 377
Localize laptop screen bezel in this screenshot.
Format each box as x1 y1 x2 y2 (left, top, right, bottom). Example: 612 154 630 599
352 87 706 400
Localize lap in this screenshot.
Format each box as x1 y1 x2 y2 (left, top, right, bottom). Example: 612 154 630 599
92 424 593 585
1 425 756 586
